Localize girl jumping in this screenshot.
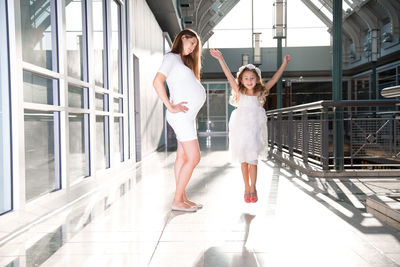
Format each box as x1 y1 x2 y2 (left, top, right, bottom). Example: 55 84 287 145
210 48 290 203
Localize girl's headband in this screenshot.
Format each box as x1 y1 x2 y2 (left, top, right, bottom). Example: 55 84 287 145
237 64 262 79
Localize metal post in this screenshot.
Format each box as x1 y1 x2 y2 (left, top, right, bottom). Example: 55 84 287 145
270 113 275 152
277 112 282 151
273 0 286 109
288 111 293 157
371 29 379 101
277 38 283 108
371 61 377 100
251 0 254 63
321 107 329 170
332 0 343 170
302 110 308 164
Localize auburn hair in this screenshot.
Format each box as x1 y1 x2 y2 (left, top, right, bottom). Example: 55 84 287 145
170 28 202 80
231 68 266 106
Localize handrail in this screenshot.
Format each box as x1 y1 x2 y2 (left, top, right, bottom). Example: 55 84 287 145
266 99 400 175
266 99 400 114
381 85 400 98
266 101 324 114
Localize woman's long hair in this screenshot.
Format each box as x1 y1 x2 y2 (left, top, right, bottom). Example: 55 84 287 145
170 28 202 80
230 68 266 106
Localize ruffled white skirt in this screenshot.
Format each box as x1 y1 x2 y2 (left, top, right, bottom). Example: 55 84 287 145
229 106 268 165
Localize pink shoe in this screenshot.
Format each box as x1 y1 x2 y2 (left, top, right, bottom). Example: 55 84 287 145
250 191 258 203
244 193 251 203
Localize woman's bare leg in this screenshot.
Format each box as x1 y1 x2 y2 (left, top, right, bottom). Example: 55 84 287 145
172 139 201 208
174 141 186 185
174 141 198 206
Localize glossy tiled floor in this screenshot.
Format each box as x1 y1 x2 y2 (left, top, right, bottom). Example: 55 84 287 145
1 136 400 267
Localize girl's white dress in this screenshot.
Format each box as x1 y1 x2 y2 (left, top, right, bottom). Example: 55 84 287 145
229 92 268 165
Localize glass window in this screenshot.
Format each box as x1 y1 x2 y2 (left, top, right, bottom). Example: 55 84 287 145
113 98 122 113
24 110 60 201
208 85 227 132
0 0 12 214
23 71 59 105
356 78 370 100
93 0 105 87
66 0 85 80
289 82 332 106
96 116 108 169
95 93 106 111
378 68 396 99
111 1 121 92
68 85 88 108
397 66 400 85
20 0 57 70
69 113 89 183
114 117 123 163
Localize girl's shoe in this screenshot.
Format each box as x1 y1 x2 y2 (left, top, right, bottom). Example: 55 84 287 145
250 191 258 203
244 193 251 203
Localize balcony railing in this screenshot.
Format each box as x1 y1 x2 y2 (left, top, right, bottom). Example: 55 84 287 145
266 100 400 177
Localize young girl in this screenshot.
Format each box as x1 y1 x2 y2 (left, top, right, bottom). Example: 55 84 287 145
210 48 290 203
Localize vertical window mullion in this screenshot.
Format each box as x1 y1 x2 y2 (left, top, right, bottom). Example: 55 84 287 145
105 0 112 167
105 115 110 168
51 0 59 72
125 0 131 159
0 0 12 214
82 0 89 82
119 116 124 162
84 113 90 176
54 111 61 189
118 5 122 95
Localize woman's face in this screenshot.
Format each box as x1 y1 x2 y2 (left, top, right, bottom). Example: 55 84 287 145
181 35 198 55
241 70 257 90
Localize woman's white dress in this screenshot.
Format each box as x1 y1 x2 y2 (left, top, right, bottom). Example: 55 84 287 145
158 53 206 142
229 93 268 165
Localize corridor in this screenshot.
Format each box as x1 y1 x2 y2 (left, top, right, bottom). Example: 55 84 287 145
1 137 400 267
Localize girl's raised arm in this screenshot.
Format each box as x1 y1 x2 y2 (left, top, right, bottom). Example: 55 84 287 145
264 55 291 92
210 49 239 93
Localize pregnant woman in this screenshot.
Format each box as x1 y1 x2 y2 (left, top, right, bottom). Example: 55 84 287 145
153 29 206 212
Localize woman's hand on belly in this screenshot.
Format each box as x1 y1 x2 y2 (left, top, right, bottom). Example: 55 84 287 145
168 100 189 113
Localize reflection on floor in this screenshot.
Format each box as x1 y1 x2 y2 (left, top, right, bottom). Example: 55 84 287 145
1 136 400 267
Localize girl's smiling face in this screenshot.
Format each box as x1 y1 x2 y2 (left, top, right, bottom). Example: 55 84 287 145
241 70 257 90
181 35 198 55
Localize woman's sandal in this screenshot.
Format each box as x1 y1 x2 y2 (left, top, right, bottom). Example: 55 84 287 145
250 191 258 203
244 192 251 203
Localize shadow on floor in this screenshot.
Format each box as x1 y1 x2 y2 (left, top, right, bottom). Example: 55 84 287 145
264 159 400 239
194 213 259 267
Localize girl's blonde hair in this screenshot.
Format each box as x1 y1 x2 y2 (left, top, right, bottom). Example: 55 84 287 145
170 28 202 80
230 65 267 106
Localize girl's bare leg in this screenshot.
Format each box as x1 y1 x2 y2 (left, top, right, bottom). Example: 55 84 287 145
172 139 201 208
241 163 251 194
249 164 257 193
174 141 198 206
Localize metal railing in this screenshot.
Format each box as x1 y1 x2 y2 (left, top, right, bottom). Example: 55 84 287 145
266 100 400 175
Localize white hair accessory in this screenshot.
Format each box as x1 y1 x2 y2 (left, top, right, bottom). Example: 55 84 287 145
237 64 262 79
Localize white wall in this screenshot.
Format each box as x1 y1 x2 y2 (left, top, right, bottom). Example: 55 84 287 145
129 0 165 158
